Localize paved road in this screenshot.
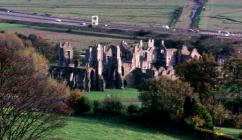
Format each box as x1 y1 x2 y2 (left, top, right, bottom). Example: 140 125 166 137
0 10 242 38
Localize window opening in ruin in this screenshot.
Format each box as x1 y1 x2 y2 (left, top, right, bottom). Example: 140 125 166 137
122 66 124 76
67 51 71 64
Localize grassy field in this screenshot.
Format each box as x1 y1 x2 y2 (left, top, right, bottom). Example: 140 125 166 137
175 0 194 29
87 88 140 105
8 27 135 49
0 0 186 26
200 0 242 32
50 116 197 140
0 23 25 30
216 127 242 138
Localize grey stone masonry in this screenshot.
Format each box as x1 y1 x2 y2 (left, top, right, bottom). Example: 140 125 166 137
50 39 201 91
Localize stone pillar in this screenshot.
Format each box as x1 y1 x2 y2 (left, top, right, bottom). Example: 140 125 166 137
115 45 124 88
116 45 122 74
86 47 93 66
97 44 103 76
139 40 143 48
148 39 154 48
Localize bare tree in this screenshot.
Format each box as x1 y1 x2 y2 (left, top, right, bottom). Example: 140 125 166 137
0 34 69 140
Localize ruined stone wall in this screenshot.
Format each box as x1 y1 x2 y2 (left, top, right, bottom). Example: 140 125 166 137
50 39 201 91
59 42 73 67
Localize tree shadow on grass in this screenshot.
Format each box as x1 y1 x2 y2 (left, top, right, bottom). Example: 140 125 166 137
70 115 199 140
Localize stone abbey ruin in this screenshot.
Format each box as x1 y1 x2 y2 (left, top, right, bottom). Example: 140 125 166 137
49 39 201 92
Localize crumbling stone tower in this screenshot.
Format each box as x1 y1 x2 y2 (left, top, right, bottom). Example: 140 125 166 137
85 44 125 90
106 45 124 89
59 42 73 67
85 44 106 91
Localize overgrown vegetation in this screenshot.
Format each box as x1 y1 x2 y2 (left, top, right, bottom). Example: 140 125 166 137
17 33 59 63
184 97 213 130
0 33 69 139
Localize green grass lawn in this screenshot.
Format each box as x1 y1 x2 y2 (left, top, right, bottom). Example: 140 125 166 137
50 116 197 140
87 88 140 105
216 127 242 138
0 23 25 30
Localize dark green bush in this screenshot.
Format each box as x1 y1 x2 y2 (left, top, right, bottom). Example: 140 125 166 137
99 97 125 115
69 96 92 115
93 100 102 114
183 96 193 118
184 98 213 130
225 97 242 114
127 104 140 115
193 102 213 129
239 132 242 139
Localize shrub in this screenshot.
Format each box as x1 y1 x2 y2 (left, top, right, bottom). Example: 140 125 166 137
193 102 213 129
233 114 242 128
225 97 242 114
93 100 102 114
68 91 92 115
68 90 86 102
53 101 73 115
99 97 125 115
76 97 92 114
127 104 140 115
239 132 242 139
184 96 193 118
185 115 205 129
207 103 229 126
184 98 213 130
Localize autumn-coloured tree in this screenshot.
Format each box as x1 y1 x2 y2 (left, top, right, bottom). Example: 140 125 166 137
0 33 69 140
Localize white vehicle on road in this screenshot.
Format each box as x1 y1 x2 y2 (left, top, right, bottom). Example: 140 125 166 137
224 32 230 37
218 30 230 37
81 22 87 26
55 19 62 22
162 25 170 30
